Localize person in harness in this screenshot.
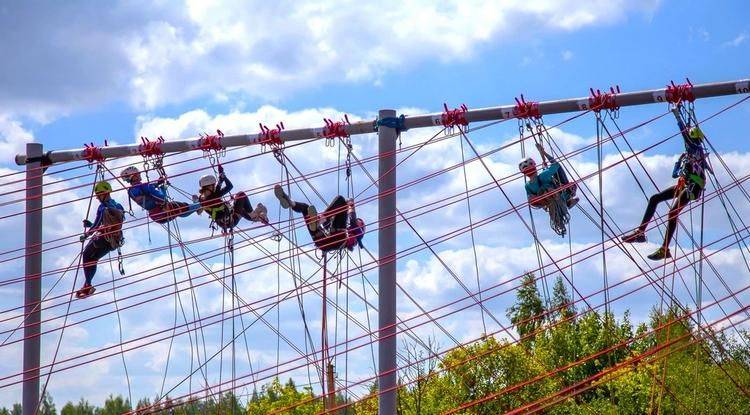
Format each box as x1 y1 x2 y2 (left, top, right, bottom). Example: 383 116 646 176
520 142 579 209
120 166 201 223
76 181 125 299
622 106 711 260
273 184 365 253
196 165 268 231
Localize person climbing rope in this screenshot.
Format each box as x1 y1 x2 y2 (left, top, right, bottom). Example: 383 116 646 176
76 181 125 299
520 142 579 209
120 166 201 223
196 165 268 231
274 185 365 253
621 106 711 260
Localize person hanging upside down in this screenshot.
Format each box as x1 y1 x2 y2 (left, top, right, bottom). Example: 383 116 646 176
622 107 711 260
274 185 365 253
77 181 125 298
196 165 268 231
120 166 201 223
519 142 579 209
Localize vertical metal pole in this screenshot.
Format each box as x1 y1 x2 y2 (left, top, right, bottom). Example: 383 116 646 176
23 143 43 415
326 363 336 413
377 109 397 415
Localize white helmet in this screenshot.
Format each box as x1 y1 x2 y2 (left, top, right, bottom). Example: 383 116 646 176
120 166 139 181
199 174 217 188
518 157 536 173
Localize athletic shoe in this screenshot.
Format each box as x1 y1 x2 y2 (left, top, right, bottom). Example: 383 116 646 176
251 203 269 224
274 185 292 209
76 283 95 299
192 195 204 215
622 231 646 243
647 247 671 261
567 197 580 209
307 205 319 232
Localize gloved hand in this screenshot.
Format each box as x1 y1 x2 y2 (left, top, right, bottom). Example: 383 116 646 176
82 219 93 228
79 234 88 242
217 164 225 178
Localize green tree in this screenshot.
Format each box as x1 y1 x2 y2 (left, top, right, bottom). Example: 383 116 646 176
246 377 321 415
61 399 95 415
40 392 56 415
550 276 575 321
0 407 10 415
10 404 21 415
95 395 131 415
507 273 544 344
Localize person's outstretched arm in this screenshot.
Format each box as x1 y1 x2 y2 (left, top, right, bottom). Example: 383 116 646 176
671 107 691 143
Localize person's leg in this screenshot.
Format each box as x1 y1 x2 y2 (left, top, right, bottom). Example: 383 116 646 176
623 185 677 243
325 196 348 230
233 192 253 220
81 239 111 286
291 201 309 214
176 201 200 218
662 190 691 249
638 185 678 232
151 202 192 223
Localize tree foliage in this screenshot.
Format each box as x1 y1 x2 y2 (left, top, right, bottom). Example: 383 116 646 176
4 273 749 414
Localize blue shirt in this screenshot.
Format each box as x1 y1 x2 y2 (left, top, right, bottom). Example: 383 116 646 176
525 161 561 197
91 198 125 229
128 183 167 211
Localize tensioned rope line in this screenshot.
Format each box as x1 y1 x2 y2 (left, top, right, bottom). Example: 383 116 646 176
9 86 750 413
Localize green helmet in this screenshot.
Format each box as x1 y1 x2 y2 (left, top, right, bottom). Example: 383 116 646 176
689 126 704 141
94 181 112 194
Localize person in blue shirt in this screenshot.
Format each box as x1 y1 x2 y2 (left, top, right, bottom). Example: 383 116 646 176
274 185 365 253
77 181 125 298
622 107 711 261
120 166 200 223
519 142 579 209
197 165 268 231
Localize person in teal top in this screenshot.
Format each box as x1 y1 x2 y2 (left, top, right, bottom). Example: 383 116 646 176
520 142 579 209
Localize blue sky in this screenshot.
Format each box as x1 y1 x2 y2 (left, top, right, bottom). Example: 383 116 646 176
1 0 749 408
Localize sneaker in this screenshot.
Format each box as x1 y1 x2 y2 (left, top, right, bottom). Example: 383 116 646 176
567 197 579 209
274 185 292 209
647 247 672 261
250 203 269 224
307 205 319 232
192 195 204 215
622 231 646 243
76 283 95 299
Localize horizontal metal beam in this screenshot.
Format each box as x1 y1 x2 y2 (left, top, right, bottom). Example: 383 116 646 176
15 78 749 166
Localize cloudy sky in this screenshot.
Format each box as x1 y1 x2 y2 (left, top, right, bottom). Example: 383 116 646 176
1 0 750 408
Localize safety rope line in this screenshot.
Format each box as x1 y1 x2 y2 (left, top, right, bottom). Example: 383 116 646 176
7 152 750 352
13 216 749 396
35 163 102 414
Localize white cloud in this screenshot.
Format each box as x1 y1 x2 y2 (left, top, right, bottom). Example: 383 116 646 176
724 31 748 47
12 100 750 407
0 115 34 157
561 50 574 61
0 0 661 119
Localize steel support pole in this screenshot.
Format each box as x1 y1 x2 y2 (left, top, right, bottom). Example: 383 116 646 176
14 79 749 166
23 143 43 415
377 109 397 415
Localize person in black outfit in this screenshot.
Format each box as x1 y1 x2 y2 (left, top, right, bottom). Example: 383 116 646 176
622 106 710 260
274 184 364 252
197 165 267 231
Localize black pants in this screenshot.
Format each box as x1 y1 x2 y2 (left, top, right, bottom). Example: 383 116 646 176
293 196 348 251
554 166 576 197
637 183 703 247
82 238 116 285
216 192 253 230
